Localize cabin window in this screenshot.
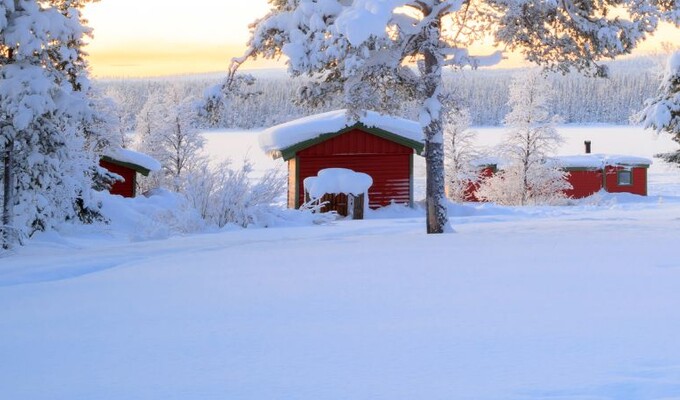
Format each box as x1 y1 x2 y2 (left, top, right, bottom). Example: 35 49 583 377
617 170 632 186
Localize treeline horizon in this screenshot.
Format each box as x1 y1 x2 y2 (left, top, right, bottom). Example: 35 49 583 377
96 56 665 133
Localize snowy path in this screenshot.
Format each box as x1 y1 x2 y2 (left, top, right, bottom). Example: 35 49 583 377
2 201 680 399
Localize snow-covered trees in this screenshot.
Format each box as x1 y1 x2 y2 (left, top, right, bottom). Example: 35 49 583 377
197 73 260 129
640 52 680 164
477 71 569 205
443 106 481 202
231 0 680 233
136 85 205 192
1 0 104 248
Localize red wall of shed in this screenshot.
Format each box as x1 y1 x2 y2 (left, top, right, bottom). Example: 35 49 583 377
603 165 647 196
564 170 603 199
100 160 136 198
295 129 415 208
463 166 495 202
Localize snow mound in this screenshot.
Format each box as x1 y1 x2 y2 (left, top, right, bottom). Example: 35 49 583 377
259 109 423 157
99 189 204 241
105 148 162 172
303 168 373 198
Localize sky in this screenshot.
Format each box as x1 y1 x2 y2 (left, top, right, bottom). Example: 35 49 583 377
83 0 680 78
83 0 274 77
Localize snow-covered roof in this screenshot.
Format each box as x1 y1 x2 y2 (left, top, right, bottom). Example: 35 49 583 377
104 148 162 175
259 109 424 159
303 168 373 198
551 154 652 169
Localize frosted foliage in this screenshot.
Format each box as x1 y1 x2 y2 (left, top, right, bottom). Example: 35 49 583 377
183 160 286 229
443 108 481 202
478 70 569 205
198 74 260 129
1 0 104 245
476 163 571 206
135 85 205 192
640 51 680 163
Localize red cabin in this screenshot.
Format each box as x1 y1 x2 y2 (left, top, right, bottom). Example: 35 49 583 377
100 148 161 198
462 161 498 202
555 155 651 198
260 110 424 209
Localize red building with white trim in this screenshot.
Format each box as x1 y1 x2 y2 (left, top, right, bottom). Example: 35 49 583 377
260 110 424 209
554 154 651 198
100 148 161 198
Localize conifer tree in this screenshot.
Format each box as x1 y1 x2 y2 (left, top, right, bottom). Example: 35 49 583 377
1 0 102 248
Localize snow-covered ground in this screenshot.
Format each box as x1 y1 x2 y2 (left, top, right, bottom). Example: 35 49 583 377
2 125 680 399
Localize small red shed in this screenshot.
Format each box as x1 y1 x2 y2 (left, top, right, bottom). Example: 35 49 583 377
260 110 424 209
462 159 499 202
100 148 161 198
553 154 651 198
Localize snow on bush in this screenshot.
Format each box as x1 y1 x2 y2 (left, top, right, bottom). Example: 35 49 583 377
183 160 286 228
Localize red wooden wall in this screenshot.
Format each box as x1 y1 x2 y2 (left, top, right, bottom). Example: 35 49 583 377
294 129 414 208
603 166 647 196
564 170 603 199
100 160 136 198
463 166 496 202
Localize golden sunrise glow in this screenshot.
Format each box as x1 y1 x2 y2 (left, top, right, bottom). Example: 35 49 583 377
83 1 680 78
83 0 280 77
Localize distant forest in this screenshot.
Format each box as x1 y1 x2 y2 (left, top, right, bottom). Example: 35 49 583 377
96 57 664 132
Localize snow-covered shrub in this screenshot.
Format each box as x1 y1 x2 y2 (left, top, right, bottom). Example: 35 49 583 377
183 160 286 228
476 163 571 206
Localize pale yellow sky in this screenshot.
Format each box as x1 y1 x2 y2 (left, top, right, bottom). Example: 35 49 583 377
83 1 680 78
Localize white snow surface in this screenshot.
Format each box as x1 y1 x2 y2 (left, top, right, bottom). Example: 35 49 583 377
105 147 162 172
258 109 423 157
3 125 680 399
551 154 653 168
303 168 373 198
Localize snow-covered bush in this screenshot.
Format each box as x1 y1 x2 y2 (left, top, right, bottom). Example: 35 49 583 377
476 163 570 206
183 160 286 228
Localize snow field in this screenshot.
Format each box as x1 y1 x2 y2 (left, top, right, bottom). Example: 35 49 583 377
3 203 680 399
